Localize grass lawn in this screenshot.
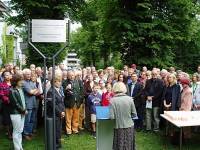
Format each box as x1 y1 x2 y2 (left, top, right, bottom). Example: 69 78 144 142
1 127 200 150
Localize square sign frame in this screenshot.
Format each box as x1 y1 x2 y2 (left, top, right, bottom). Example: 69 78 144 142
28 19 70 150
31 19 67 43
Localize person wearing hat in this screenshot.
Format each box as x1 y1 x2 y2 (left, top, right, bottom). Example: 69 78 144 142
180 77 193 140
180 78 192 111
131 64 140 77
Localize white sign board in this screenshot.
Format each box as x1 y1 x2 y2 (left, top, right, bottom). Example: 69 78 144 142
32 19 66 43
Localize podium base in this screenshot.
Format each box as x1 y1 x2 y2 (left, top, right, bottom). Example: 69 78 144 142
96 119 115 150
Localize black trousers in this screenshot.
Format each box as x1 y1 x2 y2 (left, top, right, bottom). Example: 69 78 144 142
56 117 62 149
2 103 11 126
134 105 145 129
84 105 91 130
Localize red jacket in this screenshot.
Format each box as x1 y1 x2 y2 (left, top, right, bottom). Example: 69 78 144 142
102 92 114 106
0 82 11 104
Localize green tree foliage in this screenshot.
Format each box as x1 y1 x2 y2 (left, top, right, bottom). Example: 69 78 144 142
5 35 14 63
0 24 7 66
8 0 85 26
71 0 200 71
0 24 15 65
70 0 123 68
26 43 67 67
7 0 85 67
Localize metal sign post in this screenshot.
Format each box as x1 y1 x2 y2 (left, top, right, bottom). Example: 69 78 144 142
28 19 70 150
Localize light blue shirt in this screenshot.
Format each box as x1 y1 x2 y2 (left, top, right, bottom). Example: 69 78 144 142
23 80 37 109
131 82 136 97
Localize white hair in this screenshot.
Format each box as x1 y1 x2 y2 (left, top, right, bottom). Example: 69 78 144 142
182 72 190 79
113 82 127 94
23 68 31 75
110 66 115 70
36 67 42 71
161 69 168 74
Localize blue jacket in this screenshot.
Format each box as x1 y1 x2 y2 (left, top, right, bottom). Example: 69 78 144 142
88 92 102 114
0 75 3 83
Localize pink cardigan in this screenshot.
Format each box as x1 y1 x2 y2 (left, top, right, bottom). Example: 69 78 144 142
180 87 193 111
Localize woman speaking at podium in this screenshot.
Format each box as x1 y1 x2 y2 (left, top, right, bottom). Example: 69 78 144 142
110 82 137 150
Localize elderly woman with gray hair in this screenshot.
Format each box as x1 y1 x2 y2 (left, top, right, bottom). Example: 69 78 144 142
110 82 137 150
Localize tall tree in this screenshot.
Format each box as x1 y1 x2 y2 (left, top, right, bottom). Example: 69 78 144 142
7 0 85 67
71 0 200 71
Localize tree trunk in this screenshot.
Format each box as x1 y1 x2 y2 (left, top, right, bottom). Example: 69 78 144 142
91 52 96 67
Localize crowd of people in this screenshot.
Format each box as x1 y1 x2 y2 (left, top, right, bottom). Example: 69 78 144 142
0 63 200 150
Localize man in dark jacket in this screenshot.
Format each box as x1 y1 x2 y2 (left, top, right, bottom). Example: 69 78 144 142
47 75 65 149
127 73 144 130
144 69 165 132
63 71 84 135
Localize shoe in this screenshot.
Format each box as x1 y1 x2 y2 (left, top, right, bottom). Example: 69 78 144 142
33 129 37 134
73 131 79 134
144 130 151 133
30 133 37 137
92 132 96 139
153 129 159 133
24 135 32 141
56 144 62 149
136 128 142 132
66 132 72 136
57 143 62 148
79 127 84 131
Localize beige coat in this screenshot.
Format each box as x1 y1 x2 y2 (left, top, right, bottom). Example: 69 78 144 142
180 87 192 111
180 86 192 139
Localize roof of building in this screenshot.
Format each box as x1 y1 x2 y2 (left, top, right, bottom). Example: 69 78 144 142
0 1 8 16
0 1 7 11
